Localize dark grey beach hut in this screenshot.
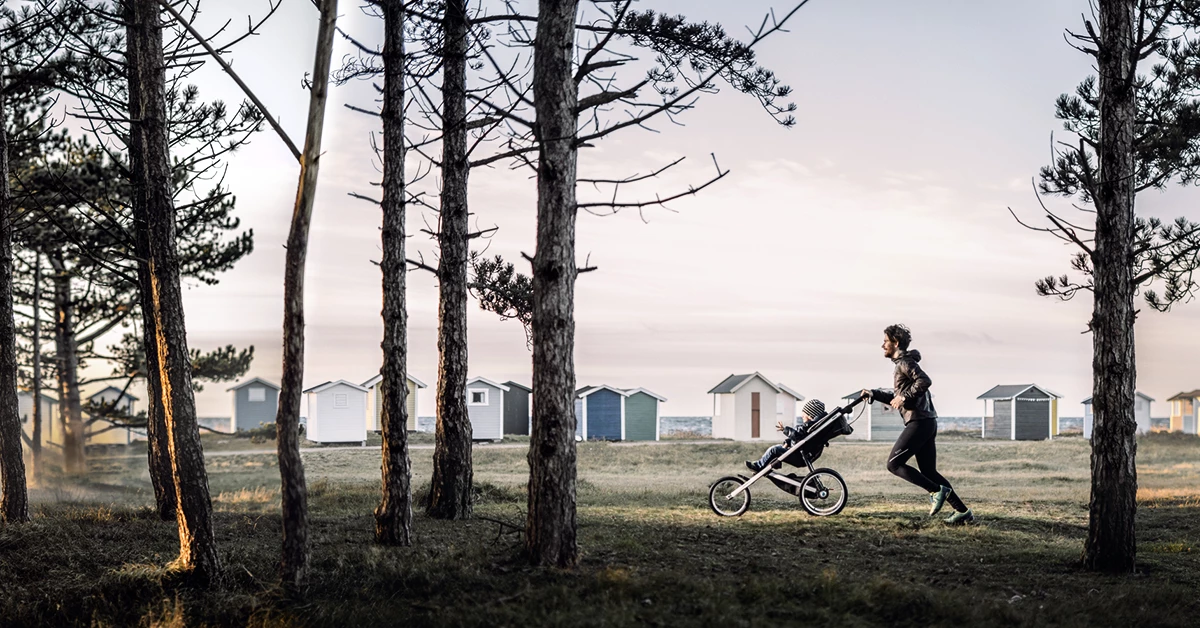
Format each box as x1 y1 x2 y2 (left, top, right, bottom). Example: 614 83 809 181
503 381 531 436
978 384 1060 441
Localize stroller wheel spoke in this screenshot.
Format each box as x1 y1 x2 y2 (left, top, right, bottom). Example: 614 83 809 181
800 468 848 516
708 476 751 517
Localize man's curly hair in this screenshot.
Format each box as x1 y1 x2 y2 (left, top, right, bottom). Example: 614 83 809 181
884 324 912 351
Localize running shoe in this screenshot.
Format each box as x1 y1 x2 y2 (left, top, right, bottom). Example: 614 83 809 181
929 485 953 516
944 508 975 525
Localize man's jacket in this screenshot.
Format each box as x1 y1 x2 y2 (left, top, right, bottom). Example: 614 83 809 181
871 349 937 424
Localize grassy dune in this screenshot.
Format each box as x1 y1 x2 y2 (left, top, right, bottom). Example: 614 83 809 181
1 432 1197 626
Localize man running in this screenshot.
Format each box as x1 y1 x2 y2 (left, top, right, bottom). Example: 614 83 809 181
862 324 974 524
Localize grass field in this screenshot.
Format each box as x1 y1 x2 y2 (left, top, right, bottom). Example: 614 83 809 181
1 431 1198 626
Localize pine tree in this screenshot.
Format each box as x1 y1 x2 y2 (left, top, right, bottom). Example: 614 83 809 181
1021 0 1200 572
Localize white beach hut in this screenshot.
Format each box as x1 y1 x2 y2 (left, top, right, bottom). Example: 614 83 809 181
303 380 369 444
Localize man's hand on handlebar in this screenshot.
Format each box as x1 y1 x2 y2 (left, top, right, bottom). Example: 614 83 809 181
860 389 872 401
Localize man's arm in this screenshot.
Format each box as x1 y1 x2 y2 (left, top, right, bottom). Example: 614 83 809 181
901 360 932 403
869 389 895 404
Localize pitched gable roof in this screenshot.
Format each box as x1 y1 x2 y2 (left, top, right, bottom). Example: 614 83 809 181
977 384 1061 400
504 381 532 393
1167 389 1200 401
575 384 629 399
361 373 428 389
303 380 369 394
226 377 281 392
465 377 510 391
707 372 782 395
623 387 667 402
776 384 805 401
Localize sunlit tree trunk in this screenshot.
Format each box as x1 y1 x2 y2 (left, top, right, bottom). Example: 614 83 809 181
128 0 220 585
125 0 176 520
426 0 473 521
0 75 30 523
1086 0 1138 573
525 0 581 568
374 0 413 546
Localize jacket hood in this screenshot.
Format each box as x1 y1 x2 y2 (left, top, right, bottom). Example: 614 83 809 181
894 349 922 363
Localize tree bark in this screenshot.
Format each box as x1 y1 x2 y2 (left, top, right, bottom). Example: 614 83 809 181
426 0 473 521
374 0 413 546
1086 0 1139 574
50 257 84 475
0 76 30 523
125 0 176 521
275 0 339 590
29 255 42 481
128 0 220 586
525 0 581 568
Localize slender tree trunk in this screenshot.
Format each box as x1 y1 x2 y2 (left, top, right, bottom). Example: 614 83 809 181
50 258 84 474
128 0 220 585
1086 0 1139 574
124 0 176 520
374 0 413 546
30 255 42 481
525 0 581 568
426 0 474 521
0 78 30 523
276 0 339 590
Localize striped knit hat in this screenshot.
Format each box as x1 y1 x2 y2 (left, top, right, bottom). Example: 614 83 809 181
801 399 826 421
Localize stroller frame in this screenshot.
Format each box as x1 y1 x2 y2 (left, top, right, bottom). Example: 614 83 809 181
709 393 868 517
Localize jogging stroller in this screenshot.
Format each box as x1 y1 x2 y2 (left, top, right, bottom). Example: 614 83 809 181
708 393 867 517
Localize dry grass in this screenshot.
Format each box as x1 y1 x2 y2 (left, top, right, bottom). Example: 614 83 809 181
1 432 1197 626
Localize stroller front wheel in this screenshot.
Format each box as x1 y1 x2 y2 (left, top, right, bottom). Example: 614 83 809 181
799 468 847 516
709 476 751 517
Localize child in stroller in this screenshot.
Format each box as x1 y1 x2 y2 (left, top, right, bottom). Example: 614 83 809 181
745 399 827 472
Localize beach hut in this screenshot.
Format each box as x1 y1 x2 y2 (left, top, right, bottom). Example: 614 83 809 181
362 373 427 432
502 381 531 436
622 388 666 441
226 378 281 432
1083 392 1154 438
303 380 369 444
841 389 904 441
85 386 146 445
574 385 629 441
707 373 804 441
978 384 1061 441
1167 390 1200 434
18 391 58 449
465 377 507 441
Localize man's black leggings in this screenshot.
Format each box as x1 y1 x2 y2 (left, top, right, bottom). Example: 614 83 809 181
887 419 967 512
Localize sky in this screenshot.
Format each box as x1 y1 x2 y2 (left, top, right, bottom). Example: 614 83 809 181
72 0 1200 421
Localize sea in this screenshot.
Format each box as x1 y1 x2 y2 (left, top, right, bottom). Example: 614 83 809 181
415 415 1106 437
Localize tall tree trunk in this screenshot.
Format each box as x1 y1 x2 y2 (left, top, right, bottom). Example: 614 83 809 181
29 254 42 481
1086 0 1139 574
426 0 473 521
50 257 84 474
525 0 581 568
125 0 176 521
276 0 339 590
374 0 413 546
0 77 30 523
128 0 220 585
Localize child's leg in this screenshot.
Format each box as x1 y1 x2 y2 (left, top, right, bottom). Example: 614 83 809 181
756 443 788 467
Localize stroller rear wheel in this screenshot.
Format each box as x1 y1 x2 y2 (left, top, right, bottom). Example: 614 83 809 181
799 468 847 516
709 476 751 517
